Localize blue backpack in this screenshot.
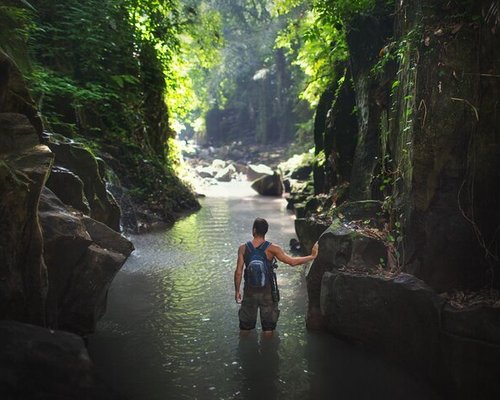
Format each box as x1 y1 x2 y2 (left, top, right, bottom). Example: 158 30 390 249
244 241 272 288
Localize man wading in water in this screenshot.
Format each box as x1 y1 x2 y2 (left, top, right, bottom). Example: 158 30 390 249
234 217 318 336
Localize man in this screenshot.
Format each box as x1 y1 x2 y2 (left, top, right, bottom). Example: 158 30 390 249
234 217 318 335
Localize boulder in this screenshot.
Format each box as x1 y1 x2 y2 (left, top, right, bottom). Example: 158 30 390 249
320 272 444 382
39 187 133 334
45 166 90 214
294 218 330 255
290 164 313 180
211 158 226 169
247 163 274 181
439 305 500 399
306 201 386 329
82 216 134 256
319 271 500 398
0 55 43 136
251 172 283 196
215 164 236 182
0 113 39 152
196 165 216 178
0 320 120 399
39 187 93 328
0 113 53 325
59 244 126 334
46 133 121 231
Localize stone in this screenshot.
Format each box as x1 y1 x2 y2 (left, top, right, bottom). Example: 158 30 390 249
215 164 236 182
251 172 283 196
196 165 216 178
305 200 386 329
45 166 91 214
46 133 121 231
211 158 226 169
295 218 330 255
0 55 43 136
38 187 93 328
58 244 127 335
82 216 134 256
0 320 120 399
247 163 274 181
0 113 39 152
320 272 443 382
439 302 500 398
290 164 312 180
0 113 53 325
39 187 132 334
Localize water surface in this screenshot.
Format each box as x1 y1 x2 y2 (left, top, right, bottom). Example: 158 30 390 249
89 182 439 400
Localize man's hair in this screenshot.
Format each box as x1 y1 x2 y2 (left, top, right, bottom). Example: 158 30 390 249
253 217 269 236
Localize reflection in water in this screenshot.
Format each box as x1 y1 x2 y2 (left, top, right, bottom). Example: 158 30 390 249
88 183 440 400
237 333 280 400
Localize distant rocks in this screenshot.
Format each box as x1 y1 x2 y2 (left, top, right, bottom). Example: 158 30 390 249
246 163 274 181
251 172 284 196
184 142 287 197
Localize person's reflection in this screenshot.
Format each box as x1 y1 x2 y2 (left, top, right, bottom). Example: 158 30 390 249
237 331 280 400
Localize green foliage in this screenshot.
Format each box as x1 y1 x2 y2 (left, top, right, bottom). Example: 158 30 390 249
274 0 377 108
0 2 33 71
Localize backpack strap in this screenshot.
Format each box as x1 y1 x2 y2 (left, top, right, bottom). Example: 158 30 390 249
245 241 255 252
259 240 271 251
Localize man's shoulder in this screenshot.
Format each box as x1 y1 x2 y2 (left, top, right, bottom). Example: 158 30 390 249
267 242 283 253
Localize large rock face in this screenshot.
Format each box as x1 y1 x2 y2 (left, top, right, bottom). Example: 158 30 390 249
39 187 133 335
390 0 500 291
306 201 386 329
0 320 121 399
319 270 500 399
46 133 121 231
0 113 53 325
321 272 443 379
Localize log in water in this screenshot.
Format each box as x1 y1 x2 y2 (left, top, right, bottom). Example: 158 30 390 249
88 182 439 400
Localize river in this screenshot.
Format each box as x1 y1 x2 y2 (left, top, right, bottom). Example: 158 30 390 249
88 181 440 400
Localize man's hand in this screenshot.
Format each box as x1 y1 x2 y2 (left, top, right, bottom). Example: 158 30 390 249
235 291 242 304
311 242 319 258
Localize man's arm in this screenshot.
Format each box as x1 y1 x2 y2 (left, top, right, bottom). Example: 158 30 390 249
270 242 318 266
234 244 245 303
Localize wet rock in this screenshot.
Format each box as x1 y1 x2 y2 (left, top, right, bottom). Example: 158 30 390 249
295 218 330 255
0 113 53 325
285 180 315 210
196 165 216 178
45 166 90 214
82 216 134 256
251 172 283 196
39 187 133 334
305 201 386 329
46 133 121 231
291 164 312 180
439 307 500 399
59 244 126 334
39 187 93 328
247 163 274 181
0 55 43 136
211 159 226 169
0 113 39 152
215 164 236 182
320 272 443 382
0 320 120 400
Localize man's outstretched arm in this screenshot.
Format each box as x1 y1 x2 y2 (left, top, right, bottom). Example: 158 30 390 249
234 244 245 303
271 242 318 266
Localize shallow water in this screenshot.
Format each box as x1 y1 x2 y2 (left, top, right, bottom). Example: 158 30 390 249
88 182 440 400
